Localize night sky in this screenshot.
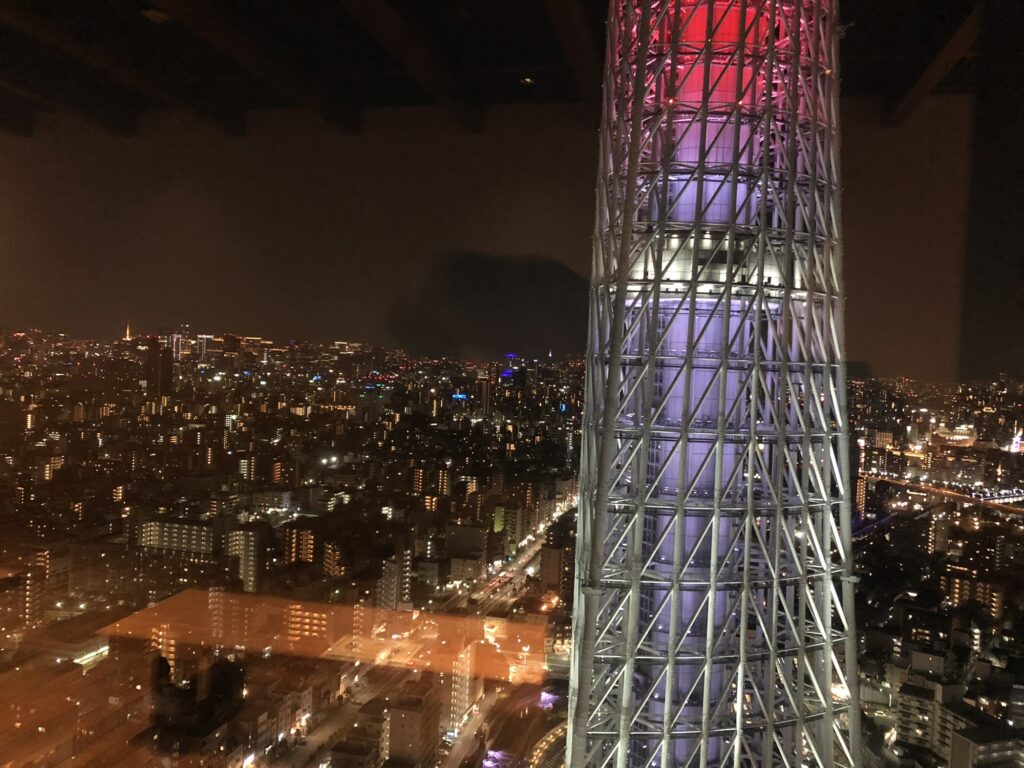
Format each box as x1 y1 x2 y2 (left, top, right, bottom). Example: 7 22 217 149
0 94 973 381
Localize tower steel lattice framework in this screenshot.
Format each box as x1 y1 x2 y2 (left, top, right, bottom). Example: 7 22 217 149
567 1 861 767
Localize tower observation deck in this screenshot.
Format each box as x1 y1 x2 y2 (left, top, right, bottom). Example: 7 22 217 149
567 2 861 767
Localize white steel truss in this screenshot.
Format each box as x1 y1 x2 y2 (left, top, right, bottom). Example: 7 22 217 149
566 2 862 767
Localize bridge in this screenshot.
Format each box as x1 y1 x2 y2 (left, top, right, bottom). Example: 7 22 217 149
862 474 1024 516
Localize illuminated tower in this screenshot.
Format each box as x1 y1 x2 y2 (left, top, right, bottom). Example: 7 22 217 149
567 2 861 767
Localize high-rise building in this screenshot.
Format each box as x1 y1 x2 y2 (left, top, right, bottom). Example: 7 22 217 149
568 2 860 766
447 641 479 735
323 540 347 578
138 517 215 556
437 468 452 497
374 546 413 612
940 563 1004 619
0 565 44 635
143 337 174 398
951 725 1024 768
540 514 576 604
283 524 316 565
225 524 264 593
382 676 442 766
197 334 214 361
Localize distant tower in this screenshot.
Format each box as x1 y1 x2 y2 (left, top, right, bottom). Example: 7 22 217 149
124 321 132 342
568 2 860 767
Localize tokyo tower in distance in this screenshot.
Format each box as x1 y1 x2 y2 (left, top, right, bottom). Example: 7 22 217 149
566 1 861 767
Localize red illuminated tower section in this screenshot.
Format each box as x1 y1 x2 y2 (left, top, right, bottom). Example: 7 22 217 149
568 1 860 766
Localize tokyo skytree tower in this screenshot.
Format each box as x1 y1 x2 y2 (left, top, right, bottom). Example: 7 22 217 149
566 1 861 767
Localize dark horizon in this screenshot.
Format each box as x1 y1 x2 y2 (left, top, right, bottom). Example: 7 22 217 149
0 96 977 380
0 2 1018 382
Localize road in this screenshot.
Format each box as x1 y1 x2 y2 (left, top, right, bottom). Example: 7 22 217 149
437 502 573 617
442 689 501 768
441 504 574 765
270 666 410 768
257 504 576 768
471 537 542 602
482 685 551 766
270 702 356 768
472 537 544 614
528 721 567 768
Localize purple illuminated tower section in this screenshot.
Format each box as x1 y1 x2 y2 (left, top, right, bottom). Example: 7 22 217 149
567 1 861 767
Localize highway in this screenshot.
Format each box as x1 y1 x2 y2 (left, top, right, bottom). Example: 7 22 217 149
439 501 573 616
528 721 567 768
471 536 544 614
862 474 1024 516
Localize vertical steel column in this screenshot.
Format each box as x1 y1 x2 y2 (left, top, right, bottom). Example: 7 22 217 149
567 2 861 766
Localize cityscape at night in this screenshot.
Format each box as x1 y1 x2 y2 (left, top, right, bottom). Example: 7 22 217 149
1 1 1022 767
2 329 1024 767
0 328 583 767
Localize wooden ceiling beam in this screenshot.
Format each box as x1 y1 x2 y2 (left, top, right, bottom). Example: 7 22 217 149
155 0 359 133
884 4 981 126
544 0 603 115
0 0 243 134
0 108 33 137
340 0 480 131
0 76 136 136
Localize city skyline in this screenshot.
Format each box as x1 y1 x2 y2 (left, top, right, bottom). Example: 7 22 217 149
5 322 1021 385
2 327 1024 768
0 2 1014 382
0 104 978 380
